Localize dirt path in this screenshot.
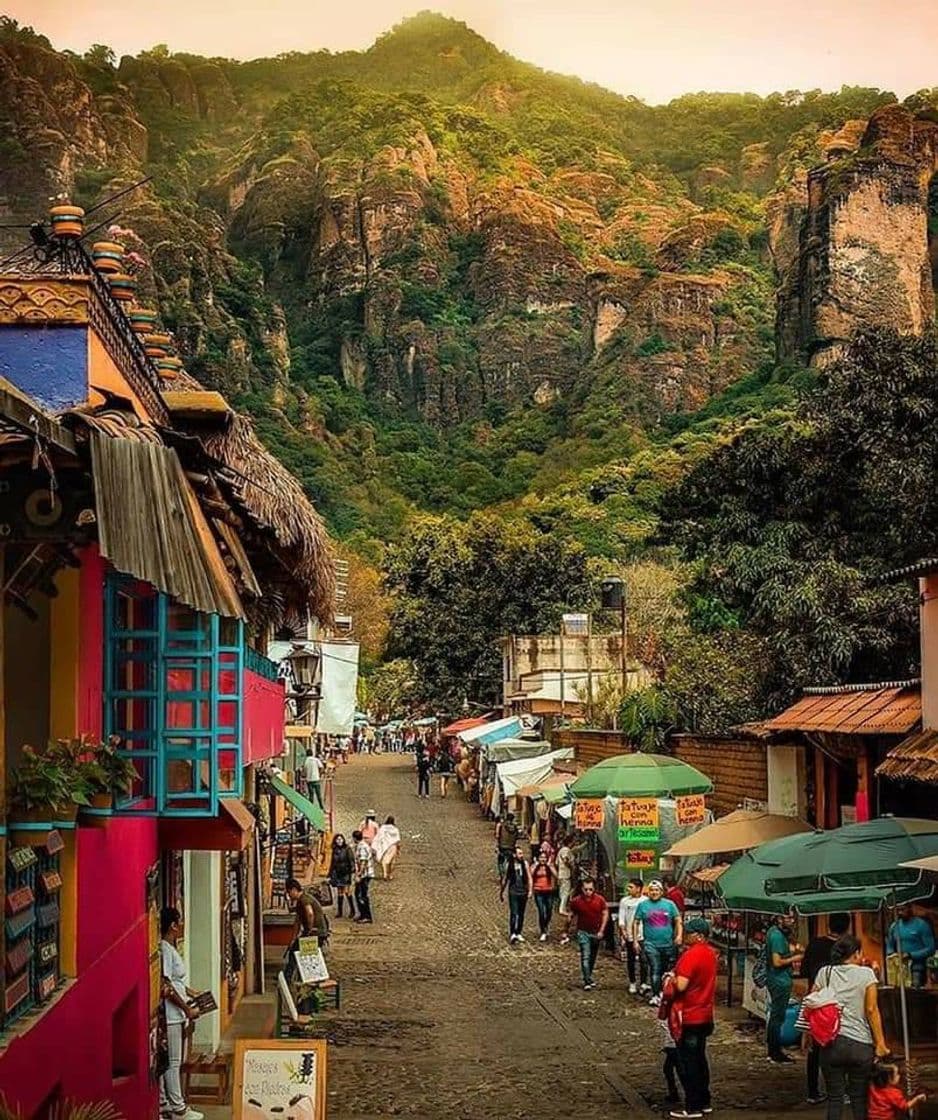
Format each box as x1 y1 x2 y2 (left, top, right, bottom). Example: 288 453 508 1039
319 753 809 1120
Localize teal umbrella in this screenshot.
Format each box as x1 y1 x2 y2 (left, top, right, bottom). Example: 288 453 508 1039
570 752 713 799
764 817 938 896
717 832 930 915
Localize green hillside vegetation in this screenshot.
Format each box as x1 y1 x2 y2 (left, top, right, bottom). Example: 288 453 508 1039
1 13 930 720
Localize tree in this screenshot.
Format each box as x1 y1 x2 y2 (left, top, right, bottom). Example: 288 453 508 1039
83 44 115 69
619 687 676 752
663 329 926 711
384 512 594 708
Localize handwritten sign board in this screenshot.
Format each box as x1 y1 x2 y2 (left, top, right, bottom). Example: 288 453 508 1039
233 1039 327 1120
294 944 329 984
624 848 659 871
574 799 605 831
676 794 707 826
617 797 660 843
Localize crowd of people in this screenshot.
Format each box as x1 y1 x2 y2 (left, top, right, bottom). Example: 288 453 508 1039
280 730 931 1120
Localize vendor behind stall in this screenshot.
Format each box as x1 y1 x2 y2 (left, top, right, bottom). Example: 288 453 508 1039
886 905 935 989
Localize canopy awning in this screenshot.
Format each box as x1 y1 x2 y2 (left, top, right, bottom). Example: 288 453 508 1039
664 809 813 857
269 774 326 831
441 715 491 736
158 798 255 852
458 716 525 746
494 749 574 801
484 738 553 763
761 684 920 736
516 771 573 800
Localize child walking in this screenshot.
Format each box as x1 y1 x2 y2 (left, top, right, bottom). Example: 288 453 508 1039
868 1064 926 1120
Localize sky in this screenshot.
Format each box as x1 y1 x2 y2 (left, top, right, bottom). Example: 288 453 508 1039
8 0 938 104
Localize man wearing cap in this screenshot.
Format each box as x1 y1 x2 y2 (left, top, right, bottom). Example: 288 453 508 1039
631 879 682 1004
670 917 718 1120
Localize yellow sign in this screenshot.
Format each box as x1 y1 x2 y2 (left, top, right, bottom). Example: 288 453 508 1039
676 794 707 826
574 799 605 831
233 1039 327 1119
625 848 659 870
618 797 659 829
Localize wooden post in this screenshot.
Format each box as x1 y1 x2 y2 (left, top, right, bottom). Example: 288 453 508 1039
813 746 826 829
585 613 593 725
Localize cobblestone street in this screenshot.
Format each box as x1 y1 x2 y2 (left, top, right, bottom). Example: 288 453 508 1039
319 754 808 1120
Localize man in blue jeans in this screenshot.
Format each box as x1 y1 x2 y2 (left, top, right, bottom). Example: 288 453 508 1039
569 879 609 990
631 879 682 1004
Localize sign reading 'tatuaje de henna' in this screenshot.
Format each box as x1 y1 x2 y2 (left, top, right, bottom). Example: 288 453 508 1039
574 799 605 831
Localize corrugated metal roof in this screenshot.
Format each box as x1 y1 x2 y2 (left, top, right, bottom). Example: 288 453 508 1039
90 429 244 619
877 727 938 784
763 685 921 735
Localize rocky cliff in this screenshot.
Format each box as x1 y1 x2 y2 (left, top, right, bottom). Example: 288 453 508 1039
0 14 913 537
776 105 938 365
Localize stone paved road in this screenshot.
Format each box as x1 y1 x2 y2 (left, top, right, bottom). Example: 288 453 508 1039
315 754 810 1120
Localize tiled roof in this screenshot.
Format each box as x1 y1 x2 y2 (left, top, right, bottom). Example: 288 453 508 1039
761 684 921 735
877 727 938 784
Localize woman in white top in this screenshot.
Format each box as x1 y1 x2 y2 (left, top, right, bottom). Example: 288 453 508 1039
812 934 889 1120
372 815 402 880
160 907 203 1120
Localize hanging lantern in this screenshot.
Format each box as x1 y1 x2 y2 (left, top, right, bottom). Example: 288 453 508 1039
49 203 85 239
128 308 159 334
107 273 136 302
91 241 124 274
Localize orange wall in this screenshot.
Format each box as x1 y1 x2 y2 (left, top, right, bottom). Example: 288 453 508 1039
87 330 150 421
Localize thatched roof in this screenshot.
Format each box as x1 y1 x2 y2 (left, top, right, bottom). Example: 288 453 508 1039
198 413 334 625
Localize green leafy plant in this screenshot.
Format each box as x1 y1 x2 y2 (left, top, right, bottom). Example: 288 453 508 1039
8 745 78 818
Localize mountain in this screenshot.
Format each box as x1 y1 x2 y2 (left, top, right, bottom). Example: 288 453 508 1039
0 13 905 545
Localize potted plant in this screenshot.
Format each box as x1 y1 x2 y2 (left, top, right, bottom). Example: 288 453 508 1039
7 745 74 837
90 737 137 808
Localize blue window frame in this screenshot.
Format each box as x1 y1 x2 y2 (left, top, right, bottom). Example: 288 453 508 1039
104 575 243 817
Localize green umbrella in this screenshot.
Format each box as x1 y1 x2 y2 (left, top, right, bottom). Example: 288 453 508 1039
717 832 930 915
764 817 938 896
569 752 713 799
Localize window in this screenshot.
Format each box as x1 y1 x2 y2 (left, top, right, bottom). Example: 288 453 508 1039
104 575 244 816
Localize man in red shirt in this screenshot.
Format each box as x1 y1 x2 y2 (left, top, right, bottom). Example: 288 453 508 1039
664 876 686 915
670 916 718 1119
569 879 608 990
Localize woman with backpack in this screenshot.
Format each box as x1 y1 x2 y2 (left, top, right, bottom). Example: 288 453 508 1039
810 934 890 1120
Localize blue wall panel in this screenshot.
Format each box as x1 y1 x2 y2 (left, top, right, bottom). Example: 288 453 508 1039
0 325 87 411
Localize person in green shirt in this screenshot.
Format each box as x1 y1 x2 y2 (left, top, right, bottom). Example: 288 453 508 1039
764 913 803 1063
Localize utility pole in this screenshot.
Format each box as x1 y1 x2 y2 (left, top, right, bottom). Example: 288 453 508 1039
586 612 593 725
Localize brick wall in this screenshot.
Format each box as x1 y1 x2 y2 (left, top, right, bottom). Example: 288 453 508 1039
554 729 629 768
670 734 768 816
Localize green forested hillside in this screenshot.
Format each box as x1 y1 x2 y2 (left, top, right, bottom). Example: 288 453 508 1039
1 13 932 716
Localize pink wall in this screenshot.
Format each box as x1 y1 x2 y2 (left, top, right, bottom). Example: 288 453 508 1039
243 668 285 765
0 817 158 1117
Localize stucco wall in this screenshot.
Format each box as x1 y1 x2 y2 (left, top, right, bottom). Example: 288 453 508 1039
0 324 87 410
243 668 285 765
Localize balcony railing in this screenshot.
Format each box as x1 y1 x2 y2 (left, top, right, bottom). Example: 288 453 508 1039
245 645 280 683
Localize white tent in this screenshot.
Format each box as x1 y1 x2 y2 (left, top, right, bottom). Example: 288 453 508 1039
491 748 574 817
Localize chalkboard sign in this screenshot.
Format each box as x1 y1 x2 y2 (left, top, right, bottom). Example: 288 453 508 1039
232 1038 326 1119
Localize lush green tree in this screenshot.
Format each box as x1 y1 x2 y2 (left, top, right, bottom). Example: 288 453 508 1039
663 329 926 710
385 512 594 707
618 687 677 752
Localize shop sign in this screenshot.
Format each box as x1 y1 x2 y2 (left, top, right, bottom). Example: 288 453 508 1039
624 848 659 870
233 1038 327 1119
617 797 660 843
675 794 707 826
294 941 329 984
574 799 605 831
